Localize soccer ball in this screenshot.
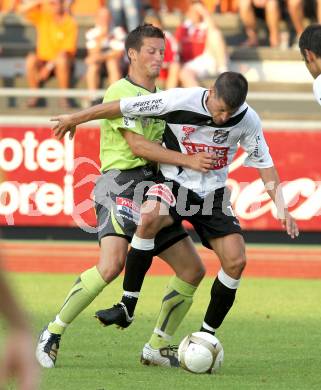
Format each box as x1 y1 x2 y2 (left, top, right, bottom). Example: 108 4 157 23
178 331 224 374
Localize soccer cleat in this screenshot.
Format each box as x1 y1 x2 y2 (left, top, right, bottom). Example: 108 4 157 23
140 343 179 368
36 327 61 368
95 302 133 329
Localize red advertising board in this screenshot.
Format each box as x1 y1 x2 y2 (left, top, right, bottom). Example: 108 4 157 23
0 125 320 231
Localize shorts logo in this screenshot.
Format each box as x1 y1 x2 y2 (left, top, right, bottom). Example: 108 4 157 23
116 197 140 222
146 184 176 207
213 129 229 144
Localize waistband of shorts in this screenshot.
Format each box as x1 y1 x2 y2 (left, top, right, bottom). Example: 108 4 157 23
102 164 155 175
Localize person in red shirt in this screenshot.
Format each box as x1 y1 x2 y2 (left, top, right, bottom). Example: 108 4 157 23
175 0 229 87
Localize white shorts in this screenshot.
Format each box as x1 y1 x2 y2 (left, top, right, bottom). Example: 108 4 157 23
183 52 217 79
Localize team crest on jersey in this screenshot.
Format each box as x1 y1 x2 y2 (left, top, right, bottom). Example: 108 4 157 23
182 126 196 137
213 129 229 144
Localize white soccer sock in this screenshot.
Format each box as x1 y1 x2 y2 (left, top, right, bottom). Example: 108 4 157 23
202 321 216 334
131 234 155 251
218 268 241 289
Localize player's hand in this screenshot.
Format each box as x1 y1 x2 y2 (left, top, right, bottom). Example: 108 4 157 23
0 328 40 390
186 152 215 172
280 210 299 239
51 115 76 140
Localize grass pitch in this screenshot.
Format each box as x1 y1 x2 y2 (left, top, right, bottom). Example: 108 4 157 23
3 273 321 390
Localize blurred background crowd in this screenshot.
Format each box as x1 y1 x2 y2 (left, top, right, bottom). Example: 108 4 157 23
0 0 320 108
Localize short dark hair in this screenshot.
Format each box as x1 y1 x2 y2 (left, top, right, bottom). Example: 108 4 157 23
125 24 165 57
299 24 321 60
214 72 248 109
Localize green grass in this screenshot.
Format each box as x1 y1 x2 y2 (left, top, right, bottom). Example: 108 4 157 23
3 274 321 390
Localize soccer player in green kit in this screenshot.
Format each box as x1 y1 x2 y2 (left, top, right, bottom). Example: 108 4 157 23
36 24 213 369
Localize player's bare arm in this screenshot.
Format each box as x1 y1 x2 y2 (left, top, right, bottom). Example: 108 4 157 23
122 130 214 173
51 101 122 140
258 166 299 239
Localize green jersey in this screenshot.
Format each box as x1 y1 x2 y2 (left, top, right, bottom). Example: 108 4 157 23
99 77 165 171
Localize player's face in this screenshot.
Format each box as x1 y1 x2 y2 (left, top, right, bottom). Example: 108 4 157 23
132 37 165 78
206 90 238 125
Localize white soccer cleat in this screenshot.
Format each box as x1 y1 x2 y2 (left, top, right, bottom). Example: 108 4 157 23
36 327 61 368
140 343 179 367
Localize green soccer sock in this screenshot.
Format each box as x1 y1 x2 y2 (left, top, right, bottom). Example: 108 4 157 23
48 266 106 335
149 276 197 349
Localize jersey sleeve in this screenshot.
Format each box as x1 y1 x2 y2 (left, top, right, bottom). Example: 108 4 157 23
239 109 274 169
313 74 321 106
119 88 186 119
103 83 144 135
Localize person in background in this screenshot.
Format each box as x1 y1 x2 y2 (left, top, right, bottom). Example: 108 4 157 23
108 0 142 32
144 12 180 89
0 268 39 390
85 6 126 106
287 0 321 48
0 0 20 13
18 0 78 108
175 0 229 87
239 0 281 47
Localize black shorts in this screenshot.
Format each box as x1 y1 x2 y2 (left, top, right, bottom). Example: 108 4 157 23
94 165 187 253
145 175 243 250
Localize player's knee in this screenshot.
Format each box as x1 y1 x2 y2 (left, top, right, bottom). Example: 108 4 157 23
226 254 247 279
138 212 166 237
192 263 206 284
178 263 205 286
97 257 125 283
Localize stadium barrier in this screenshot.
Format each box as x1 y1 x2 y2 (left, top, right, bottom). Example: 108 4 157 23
0 122 320 233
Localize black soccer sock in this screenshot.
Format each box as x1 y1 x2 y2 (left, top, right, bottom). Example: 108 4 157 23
121 236 154 317
201 268 240 333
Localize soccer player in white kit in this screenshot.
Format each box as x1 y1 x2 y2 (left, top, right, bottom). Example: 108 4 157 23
299 24 321 106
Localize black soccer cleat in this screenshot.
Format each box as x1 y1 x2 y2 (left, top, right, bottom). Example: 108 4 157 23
95 302 134 329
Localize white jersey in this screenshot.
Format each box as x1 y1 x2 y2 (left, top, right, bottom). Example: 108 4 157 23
313 74 321 106
120 87 273 197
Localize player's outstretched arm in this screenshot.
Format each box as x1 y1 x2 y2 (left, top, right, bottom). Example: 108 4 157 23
258 166 299 239
123 130 214 172
51 100 122 140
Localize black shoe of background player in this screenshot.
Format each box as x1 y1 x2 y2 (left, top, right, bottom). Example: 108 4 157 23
95 302 134 329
